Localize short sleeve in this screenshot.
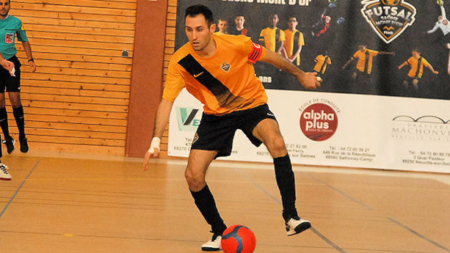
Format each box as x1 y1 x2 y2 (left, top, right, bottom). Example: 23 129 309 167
16 21 28 42
162 58 186 102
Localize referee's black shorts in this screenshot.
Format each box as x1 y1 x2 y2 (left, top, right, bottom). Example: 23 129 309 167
191 104 277 158
0 55 22 93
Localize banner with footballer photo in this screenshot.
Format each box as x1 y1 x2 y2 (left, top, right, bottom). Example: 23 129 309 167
168 0 450 173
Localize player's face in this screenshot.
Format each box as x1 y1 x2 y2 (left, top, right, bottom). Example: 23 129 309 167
185 15 216 52
269 14 279 27
0 0 11 19
412 51 420 58
235 16 245 28
358 45 366 51
218 21 228 33
288 18 298 29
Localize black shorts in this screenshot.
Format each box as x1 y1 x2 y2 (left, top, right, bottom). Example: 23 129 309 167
0 55 22 93
191 104 277 158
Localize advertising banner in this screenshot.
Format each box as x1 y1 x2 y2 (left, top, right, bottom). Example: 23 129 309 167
169 0 450 173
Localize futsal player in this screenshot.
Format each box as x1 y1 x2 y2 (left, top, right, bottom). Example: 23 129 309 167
143 5 321 251
0 0 36 154
259 14 286 56
229 15 249 36
398 48 439 96
284 17 305 66
313 50 332 80
0 52 13 180
342 44 394 94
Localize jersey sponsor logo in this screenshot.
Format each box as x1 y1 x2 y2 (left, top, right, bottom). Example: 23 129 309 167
5 33 14 44
221 62 231 72
194 71 204 78
361 0 416 44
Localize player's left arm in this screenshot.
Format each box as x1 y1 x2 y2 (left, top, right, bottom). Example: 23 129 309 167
378 51 395 56
426 63 439 74
398 61 408 69
260 48 320 90
22 41 36 72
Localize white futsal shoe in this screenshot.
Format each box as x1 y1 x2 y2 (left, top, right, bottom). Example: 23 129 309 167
202 234 222 251
0 164 11 181
286 216 311 236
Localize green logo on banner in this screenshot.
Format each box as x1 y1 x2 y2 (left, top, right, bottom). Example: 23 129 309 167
176 107 200 131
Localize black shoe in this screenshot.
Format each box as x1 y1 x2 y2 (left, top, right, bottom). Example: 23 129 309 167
2 138 15 154
20 137 28 153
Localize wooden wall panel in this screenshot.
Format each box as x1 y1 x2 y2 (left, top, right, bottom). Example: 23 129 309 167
9 0 136 156
158 0 177 158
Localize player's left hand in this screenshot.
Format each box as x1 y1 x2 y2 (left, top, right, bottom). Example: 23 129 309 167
29 61 37 73
298 72 321 90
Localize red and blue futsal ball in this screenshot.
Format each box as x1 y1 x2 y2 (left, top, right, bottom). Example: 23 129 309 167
221 225 256 253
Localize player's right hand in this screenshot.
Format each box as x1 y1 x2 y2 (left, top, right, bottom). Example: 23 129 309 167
143 137 161 171
0 59 14 75
298 72 321 90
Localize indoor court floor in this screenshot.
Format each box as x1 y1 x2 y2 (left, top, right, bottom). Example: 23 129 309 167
1 151 450 253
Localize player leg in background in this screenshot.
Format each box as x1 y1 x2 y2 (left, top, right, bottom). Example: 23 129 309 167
447 43 450 75
411 78 420 96
0 93 14 154
185 149 227 251
252 118 311 236
8 92 28 153
0 141 11 181
402 78 411 97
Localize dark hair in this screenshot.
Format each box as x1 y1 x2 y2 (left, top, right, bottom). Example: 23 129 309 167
185 5 214 27
412 48 421 53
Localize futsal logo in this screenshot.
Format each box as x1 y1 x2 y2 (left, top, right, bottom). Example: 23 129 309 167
300 103 338 141
175 107 201 132
361 0 416 44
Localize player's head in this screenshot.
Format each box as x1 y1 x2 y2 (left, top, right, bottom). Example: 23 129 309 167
235 15 245 29
358 44 367 51
325 16 331 23
0 0 11 19
269 14 279 27
185 5 216 52
217 19 229 33
288 17 298 29
411 48 421 58
185 5 215 27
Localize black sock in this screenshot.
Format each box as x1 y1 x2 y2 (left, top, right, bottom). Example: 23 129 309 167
0 107 11 140
13 106 25 139
274 154 298 221
190 184 227 235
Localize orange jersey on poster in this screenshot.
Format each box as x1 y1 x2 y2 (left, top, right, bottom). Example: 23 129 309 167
406 57 431 78
164 34 268 115
314 55 331 74
353 49 379 74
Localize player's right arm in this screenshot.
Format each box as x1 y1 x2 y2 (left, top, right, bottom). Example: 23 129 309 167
0 53 14 75
143 98 174 171
342 57 354 69
260 47 320 90
398 61 408 69
143 55 185 170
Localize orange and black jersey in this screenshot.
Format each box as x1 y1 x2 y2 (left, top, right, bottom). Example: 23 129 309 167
314 54 331 74
164 34 267 116
405 57 431 78
353 49 379 74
